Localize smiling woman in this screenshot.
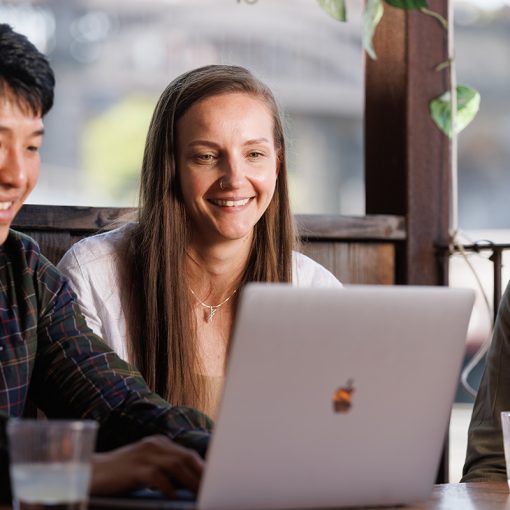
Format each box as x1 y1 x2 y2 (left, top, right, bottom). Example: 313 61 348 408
178 93 279 247
57 65 342 420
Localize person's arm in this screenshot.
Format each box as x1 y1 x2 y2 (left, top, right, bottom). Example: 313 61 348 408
0 235 211 499
462 282 510 482
30 253 212 454
1 416 207 500
90 435 205 497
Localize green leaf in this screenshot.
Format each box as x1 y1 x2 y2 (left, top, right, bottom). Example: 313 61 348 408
317 0 347 22
363 0 384 60
384 0 427 9
429 85 481 137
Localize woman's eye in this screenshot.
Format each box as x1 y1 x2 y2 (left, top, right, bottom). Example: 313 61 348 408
196 154 215 162
248 151 263 159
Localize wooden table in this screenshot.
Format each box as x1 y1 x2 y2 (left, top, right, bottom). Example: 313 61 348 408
1 482 509 509
413 482 510 509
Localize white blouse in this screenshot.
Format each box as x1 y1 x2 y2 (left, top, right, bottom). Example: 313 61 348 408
57 224 343 417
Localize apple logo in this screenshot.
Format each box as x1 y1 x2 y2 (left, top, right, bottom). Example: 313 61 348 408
333 379 355 413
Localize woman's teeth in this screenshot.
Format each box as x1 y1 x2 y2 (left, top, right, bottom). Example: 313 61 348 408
211 198 250 207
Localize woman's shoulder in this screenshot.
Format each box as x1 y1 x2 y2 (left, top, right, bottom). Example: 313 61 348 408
291 251 342 288
58 223 135 270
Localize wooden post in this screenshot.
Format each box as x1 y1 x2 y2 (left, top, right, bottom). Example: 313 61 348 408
364 0 451 482
365 0 450 285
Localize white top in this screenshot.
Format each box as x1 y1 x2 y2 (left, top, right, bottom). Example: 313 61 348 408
58 224 342 361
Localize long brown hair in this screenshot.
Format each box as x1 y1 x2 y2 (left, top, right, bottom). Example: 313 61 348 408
123 65 295 408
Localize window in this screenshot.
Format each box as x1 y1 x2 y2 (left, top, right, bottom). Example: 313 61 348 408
2 0 365 214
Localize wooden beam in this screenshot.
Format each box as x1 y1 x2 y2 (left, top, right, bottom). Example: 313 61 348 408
365 0 450 285
15 205 406 241
295 214 405 241
13 205 136 232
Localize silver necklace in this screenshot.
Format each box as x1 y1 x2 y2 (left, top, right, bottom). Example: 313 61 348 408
189 287 238 322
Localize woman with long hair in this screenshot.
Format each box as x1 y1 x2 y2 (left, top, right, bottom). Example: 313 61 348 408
58 65 341 418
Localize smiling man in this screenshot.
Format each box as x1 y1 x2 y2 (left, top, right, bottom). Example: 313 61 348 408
0 92 43 242
0 23 211 501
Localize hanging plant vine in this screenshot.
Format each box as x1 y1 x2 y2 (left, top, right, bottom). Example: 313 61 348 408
318 0 480 137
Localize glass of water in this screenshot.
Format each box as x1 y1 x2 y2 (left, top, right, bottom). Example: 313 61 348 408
7 419 98 510
501 412 510 489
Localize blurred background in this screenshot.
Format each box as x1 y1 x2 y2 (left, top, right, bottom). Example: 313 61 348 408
2 0 510 481
1 0 365 212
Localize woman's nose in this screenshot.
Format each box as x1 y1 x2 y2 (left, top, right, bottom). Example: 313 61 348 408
220 155 245 189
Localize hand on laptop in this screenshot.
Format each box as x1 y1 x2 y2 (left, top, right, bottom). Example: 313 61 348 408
90 435 204 497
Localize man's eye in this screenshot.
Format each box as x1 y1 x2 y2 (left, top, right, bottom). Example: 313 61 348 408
27 145 40 153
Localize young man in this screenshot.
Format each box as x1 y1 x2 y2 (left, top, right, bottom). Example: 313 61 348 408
0 24 211 501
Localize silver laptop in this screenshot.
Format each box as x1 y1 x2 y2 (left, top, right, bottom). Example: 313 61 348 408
197 284 474 510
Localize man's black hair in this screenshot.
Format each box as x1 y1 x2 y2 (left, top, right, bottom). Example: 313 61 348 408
0 23 55 116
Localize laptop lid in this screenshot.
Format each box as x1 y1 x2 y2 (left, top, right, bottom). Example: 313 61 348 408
198 284 474 510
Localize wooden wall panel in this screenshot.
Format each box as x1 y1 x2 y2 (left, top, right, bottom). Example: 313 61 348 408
300 242 395 284
20 231 73 265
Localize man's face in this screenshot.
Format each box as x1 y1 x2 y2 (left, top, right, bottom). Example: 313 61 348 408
0 96 43 245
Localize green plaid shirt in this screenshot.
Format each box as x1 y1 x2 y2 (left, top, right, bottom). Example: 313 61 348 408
0 229 212 498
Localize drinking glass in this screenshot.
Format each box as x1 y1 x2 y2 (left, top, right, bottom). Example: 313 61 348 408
7 419 98 510
501 412 510 489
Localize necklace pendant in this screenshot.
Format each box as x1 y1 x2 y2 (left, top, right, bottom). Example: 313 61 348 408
207 306 217 322
190 286 238 324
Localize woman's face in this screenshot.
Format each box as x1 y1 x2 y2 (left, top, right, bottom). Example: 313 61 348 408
177 92 279 247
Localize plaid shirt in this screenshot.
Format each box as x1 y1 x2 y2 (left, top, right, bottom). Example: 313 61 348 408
0 230 212 498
